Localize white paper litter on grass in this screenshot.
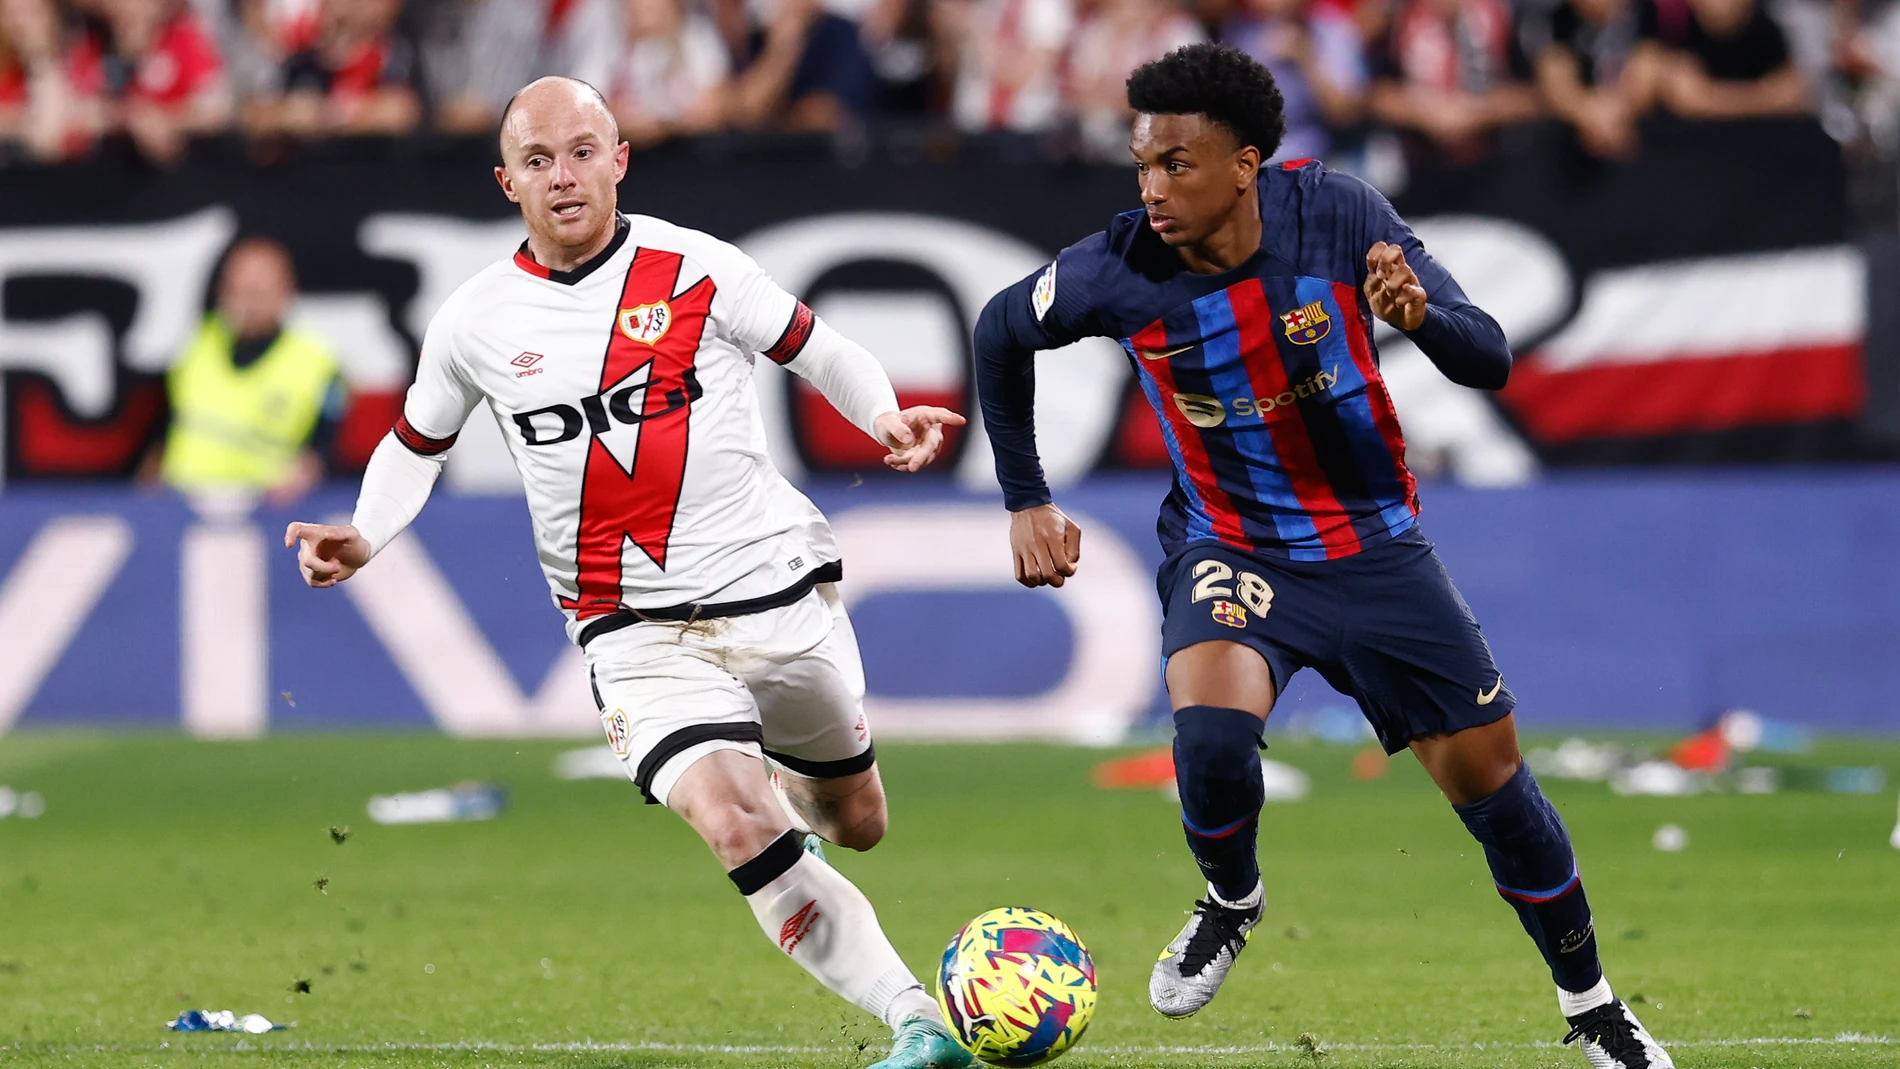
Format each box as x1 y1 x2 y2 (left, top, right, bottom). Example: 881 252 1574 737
0 787 46 818
368 783 505 824
1159 759 1310 803
553 746 628 781
1260 759 1311 801
1526 738 1624 781
1611 761 1705 797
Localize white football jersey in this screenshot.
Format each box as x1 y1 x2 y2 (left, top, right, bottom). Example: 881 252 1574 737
395 214 849 642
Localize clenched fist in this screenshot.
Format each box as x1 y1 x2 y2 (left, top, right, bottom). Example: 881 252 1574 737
1009 504 1082 588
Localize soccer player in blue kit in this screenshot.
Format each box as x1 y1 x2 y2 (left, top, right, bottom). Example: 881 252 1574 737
972 45 1673 1069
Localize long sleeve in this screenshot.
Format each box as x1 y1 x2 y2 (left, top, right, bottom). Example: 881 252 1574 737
779 314 900 438
699 233 900 440
351 432 446 557
974 267 1079 512
1361 185 1513 389
1403 299 1512 389
353 293 482 557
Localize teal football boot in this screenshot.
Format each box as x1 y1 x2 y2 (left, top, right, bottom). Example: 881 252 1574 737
867 1015 980 1069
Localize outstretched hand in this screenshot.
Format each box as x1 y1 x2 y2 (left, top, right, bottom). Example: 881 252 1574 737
874 406 967 472
284 522 371 588
1365 241 1428 331
1010 503 1081 588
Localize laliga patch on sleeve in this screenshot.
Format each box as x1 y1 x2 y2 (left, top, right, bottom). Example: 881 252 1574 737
1031 261 1057 321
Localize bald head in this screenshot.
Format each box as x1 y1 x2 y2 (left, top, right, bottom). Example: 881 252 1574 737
499 77 618 163
493 76 630 272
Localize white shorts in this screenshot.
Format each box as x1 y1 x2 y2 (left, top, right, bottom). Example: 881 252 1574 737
583 584 873 807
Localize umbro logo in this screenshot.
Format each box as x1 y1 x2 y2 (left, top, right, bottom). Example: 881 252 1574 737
778 899 821 953
512 352 545 378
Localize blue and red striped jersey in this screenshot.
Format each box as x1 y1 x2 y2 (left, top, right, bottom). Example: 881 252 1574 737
974 160 1512 561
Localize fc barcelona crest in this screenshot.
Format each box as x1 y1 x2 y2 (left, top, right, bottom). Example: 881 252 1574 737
1280 301 1332 345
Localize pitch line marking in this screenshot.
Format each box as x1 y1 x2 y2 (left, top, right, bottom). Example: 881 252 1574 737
40 1032 1890 1056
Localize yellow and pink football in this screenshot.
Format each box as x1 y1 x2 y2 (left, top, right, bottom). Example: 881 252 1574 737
935 907 1096 1066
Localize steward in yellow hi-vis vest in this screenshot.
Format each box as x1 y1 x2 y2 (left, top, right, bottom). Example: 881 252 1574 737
157 239 341 496
160 317 338 489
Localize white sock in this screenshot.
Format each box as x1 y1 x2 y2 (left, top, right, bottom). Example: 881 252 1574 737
868 973 942 1028
1209 880 1264 911
1558 975 1615 1018
744 848 938 1029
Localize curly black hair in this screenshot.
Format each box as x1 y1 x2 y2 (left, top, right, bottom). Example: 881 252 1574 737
1125 44 1287 160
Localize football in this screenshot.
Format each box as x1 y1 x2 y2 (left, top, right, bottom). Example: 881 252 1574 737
935 907 1097 1066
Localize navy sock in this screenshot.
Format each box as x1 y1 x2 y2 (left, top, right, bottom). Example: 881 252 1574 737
1172 705 1265 903
1453 763 1604 994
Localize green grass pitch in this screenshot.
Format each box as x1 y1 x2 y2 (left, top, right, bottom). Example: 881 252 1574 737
0 732 1895 1068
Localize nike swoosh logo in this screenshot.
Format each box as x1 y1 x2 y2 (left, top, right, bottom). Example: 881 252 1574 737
1477 675 1504 705
1138 343 1194 361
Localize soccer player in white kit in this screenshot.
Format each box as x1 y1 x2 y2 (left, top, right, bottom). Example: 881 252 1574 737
285 77 979 1069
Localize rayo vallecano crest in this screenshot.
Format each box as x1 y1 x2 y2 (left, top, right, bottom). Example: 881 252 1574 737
619 300 672 345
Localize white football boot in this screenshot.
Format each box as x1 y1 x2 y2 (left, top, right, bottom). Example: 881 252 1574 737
1148 884 1263 1018
1563 999 1675 1068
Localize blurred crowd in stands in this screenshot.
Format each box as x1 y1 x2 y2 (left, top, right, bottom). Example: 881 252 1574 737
0 0 1896 171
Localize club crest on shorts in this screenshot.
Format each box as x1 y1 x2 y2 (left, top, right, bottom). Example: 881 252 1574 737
1209 599 1248 628
603 708 631 756
618 300 672 345
1031 261 1057 321
1281 301 1332 344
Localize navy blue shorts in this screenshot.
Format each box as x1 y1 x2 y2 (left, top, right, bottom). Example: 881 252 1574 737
1158 527 1515 754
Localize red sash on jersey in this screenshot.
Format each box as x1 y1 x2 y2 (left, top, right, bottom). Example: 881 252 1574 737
558 248 716 618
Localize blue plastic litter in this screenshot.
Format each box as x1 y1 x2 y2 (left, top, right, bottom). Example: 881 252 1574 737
165 1009 285 1033
368 782 507 824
